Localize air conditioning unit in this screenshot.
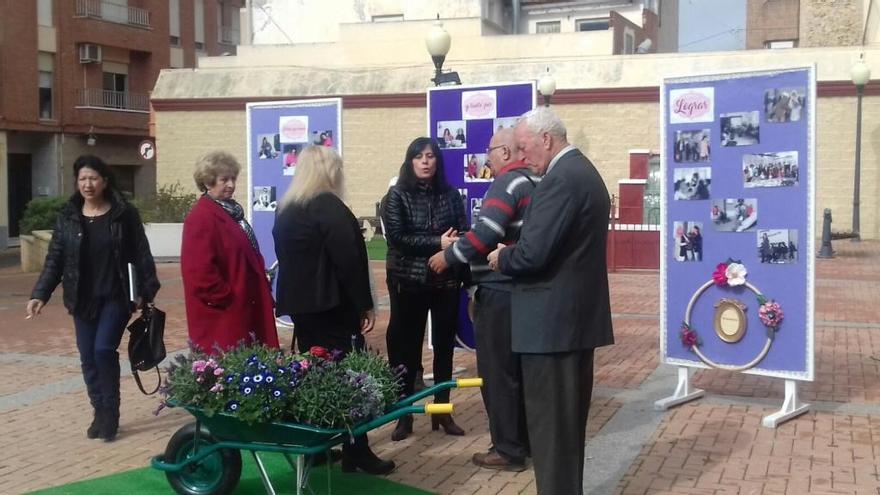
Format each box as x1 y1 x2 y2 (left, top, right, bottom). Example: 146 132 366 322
79 44 102 64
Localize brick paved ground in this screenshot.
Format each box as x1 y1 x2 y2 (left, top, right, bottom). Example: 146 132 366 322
2 241 880 494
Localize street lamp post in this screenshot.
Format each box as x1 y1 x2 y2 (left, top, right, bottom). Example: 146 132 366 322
538 68 556 107
850 58 871 242
425 17 452 86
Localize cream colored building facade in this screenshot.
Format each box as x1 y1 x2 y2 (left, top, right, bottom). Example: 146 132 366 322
152 20 880 239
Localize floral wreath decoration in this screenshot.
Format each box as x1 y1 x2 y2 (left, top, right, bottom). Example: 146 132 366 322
678 259 784 371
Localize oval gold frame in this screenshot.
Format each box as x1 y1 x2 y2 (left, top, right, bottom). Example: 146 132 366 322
713 298 747 343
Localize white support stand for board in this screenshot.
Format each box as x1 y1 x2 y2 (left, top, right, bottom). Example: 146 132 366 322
762 379 809 428
654 366 705 410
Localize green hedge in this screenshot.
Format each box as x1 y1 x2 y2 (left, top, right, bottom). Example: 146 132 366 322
19 196 66 235
132 183 198 224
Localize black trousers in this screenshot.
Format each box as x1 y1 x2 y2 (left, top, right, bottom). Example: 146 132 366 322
386 284 459 404
521 350 595 495
292 304 371 458
473 287 529 462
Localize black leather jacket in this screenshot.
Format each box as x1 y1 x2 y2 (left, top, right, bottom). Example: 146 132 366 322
31 192 160 313
382 183 468 289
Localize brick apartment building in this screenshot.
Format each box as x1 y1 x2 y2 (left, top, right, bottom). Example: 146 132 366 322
0 0 243 247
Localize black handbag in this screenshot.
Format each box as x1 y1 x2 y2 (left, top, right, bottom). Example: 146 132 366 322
127 305 167 395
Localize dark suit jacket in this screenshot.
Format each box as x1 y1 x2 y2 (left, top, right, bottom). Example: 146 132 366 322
273 192 373 317
498 148 614 353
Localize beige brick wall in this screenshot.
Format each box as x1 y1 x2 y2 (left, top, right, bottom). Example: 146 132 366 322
155 110 248 196
155 94 880 239
800 0 862 47
341 107 426 216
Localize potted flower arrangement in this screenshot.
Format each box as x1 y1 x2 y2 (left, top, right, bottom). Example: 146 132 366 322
158 342 404 432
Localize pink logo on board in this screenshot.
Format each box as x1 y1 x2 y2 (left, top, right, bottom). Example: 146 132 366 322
281 119 307 141
672 92 711 120
463 92 495 117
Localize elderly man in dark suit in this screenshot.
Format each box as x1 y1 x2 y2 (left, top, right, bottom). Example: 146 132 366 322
488 107 614 494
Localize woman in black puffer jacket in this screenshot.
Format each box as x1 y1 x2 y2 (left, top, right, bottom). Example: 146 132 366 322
382 137 468 441
26 155 160 442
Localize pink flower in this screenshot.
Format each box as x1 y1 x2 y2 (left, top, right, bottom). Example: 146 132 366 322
712 263 728 286
680 324 699 348
759 300 784 328
210 383 224 393
213 367 225 376
192 360 207 374
300 359 311 371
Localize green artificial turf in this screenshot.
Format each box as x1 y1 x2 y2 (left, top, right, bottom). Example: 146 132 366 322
29 452 433 495
366 237 388 261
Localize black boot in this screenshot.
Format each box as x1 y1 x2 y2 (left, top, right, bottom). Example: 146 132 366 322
391 414 413 441
341 435 395 475
100 405 119 442
87 407 103 439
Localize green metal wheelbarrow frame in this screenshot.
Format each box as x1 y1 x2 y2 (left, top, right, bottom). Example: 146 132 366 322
151 378 482 495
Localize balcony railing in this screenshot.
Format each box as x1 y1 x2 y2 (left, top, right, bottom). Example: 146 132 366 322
219 26 240 44
75 0 151 29
76 89 150 113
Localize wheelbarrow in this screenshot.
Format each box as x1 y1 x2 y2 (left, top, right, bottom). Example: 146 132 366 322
151 378 482 495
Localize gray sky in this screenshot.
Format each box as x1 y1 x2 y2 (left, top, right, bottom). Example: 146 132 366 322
678 0 747 52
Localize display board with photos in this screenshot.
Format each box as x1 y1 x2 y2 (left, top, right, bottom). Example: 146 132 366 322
661 67 815 380
427 81 536 349
246 98 342 275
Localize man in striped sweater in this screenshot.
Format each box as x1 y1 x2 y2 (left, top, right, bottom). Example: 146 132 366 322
428 127 538 472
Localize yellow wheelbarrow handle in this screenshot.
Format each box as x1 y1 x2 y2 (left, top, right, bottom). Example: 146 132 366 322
424 403 454 415
456 378 483 388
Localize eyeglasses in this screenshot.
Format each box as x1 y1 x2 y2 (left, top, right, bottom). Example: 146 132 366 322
485 144 508 154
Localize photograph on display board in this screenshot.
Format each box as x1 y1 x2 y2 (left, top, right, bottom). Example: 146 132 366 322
257 134 280 159
493 116 519 132
282 144 304 176
310 130 335 147
252 186 277 212
673 221 704 262
673 166 711 200
743 151 799 188
711 198 758 232
437 120 467 149
720 111 760 147
470 198 483 227
758 229 799 264
673 129 711 163
464 153 492 182
764 87 806 123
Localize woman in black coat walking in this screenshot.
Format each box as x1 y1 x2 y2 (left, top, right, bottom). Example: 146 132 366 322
382 137 468 441
26 155 160 441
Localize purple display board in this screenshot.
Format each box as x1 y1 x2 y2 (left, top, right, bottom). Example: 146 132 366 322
427 82 536 350
245 99 342 271
660 68 815 380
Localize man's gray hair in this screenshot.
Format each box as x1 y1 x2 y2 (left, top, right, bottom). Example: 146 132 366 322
518 107 567 139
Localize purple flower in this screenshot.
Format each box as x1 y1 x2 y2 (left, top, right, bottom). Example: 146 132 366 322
252 374 264 384
225 400 240 412
264 374 275 384
241 375 252 384
271 388 283 399
240 385 254 396
225 374 236 383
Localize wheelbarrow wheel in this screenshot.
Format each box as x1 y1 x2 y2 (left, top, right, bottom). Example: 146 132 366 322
164 422 242 495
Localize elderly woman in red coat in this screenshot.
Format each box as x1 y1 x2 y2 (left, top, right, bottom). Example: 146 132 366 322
181 151 279 353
